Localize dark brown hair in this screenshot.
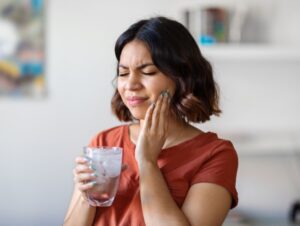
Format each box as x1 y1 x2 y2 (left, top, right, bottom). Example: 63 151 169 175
111 16 221 123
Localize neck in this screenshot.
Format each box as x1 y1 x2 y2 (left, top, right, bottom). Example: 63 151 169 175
139 115 190 148
139 115 188 131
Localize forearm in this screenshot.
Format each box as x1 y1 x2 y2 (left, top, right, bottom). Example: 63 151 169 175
139 161 190 226
63 189 96 226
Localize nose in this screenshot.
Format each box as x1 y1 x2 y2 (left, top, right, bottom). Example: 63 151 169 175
124 73 143 90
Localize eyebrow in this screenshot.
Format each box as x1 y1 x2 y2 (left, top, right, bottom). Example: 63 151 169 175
118 63 155 70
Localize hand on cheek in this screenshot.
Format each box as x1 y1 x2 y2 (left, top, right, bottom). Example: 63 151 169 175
135 90 171 165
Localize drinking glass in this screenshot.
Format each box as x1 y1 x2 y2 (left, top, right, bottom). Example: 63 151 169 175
83 146 123 207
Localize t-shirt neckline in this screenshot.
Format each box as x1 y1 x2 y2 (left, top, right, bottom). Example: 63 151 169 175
124 123 212 152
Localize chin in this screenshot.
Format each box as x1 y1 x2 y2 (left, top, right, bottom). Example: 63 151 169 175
129 109 146 120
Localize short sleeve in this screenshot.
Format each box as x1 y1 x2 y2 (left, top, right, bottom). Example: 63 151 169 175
191 141 239 208
88 132 103 147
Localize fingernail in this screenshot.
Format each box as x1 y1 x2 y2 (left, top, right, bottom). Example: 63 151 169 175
91 173 98 177
83 155 92 161
89 165 97 171
89 181 97 186
160 90 166 96
149 101 155 108
162 90 170 97
83 157 91 163
81 157 87 163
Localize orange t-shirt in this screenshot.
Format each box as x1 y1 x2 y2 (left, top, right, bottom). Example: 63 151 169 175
89 124 238 226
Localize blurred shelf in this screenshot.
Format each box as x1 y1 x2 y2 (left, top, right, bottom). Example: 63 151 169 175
199 44 300 61
224 131 300 156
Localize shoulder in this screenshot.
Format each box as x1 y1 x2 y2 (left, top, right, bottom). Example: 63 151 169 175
89 124 129 147
190 133 239 208
194 131 237 161
188 132 238 173
209 135 238 164
96 124 127 137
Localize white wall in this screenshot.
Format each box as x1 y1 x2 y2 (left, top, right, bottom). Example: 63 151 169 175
0 1 176 225
0 0 299 225
203 60 300 132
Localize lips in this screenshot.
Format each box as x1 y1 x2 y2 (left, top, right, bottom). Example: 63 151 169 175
126 96 148 106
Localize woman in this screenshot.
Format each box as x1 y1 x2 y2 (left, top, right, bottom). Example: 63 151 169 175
64 16 238 226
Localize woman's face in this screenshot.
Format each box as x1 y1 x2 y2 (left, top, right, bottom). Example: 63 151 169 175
117 40 176 120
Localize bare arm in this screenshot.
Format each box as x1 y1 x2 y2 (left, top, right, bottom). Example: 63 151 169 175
139 161 190 226
181 183 231 226
63 157 97 226
63 186 96 226
139 162 231 226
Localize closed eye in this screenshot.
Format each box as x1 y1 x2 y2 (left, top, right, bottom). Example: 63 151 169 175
118 73 129 77
118 72 156 76
142 72 157 76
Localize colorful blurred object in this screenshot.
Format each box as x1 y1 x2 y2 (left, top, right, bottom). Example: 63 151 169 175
0 0 45 98
200 7 229 45
0 60 20 78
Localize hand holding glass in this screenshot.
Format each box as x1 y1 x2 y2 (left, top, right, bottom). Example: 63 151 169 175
83 146 123 207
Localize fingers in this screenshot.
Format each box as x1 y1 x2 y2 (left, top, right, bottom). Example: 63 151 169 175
151 93 164 130
142 101 155 132
159 91 170 124
74 156 128 193
151 91 170 131
73 161 94 175
73 156 97 192
75 156 89 164
78 181 97 191
74 171 97 183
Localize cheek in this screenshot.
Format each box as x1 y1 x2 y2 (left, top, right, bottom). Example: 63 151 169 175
152 79 176 97
117 80 124 94
148 85 163 99
166 79 176 97
117 83 126 103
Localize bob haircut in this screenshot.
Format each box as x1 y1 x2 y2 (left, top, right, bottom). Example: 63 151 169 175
111 16 221 123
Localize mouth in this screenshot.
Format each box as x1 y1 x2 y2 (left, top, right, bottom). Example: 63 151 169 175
126 97 149 107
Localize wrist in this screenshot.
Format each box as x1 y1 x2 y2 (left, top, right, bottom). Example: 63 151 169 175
136 153 158 167
138 159 159 174
80 192 89 204
79 191 95 208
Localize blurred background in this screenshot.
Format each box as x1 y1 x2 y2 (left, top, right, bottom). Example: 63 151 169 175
0 0 300 225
